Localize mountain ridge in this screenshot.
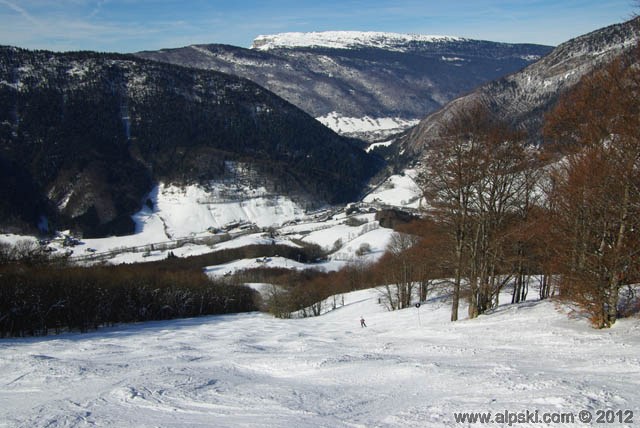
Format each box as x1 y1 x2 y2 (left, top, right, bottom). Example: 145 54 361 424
136 35 552 141
251 31 466 51
396 16 640 161
0 46 381 237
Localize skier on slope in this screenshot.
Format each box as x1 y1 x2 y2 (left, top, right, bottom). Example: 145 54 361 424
360 316 367 327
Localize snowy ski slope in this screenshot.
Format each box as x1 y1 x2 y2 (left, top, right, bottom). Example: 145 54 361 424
1 287 638 427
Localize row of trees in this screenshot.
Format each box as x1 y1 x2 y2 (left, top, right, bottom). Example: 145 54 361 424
0 262 258 338
407 49 640 328
232 261 377 319
0 237 330 337
542 51 640 327
418 104 543 321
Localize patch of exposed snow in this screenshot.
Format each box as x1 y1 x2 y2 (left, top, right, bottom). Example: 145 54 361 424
0 233 38 246
67 63 89 78
292 213 385 255
0 80 22 90
212 233 300 252
366 140 394 152
153 182 305 238
205 256 311 277
441 56 467 62
328 226 394 263
520 54 542 61
364 169 423 209
316 112 419 140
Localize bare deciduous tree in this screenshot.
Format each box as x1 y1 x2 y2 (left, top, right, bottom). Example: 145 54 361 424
544 49 640 327
376 232 420 310
419 102 541 320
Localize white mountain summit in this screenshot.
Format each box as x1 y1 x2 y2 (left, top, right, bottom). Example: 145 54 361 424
251 30 464 51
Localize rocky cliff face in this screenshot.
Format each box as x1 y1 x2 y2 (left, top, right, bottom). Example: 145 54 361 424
0 47 381 237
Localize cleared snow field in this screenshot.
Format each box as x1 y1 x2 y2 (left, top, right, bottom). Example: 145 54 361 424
1 288 639 427
153 183 305 237
0 180 314 265
363 169 423 210
316 112 420 140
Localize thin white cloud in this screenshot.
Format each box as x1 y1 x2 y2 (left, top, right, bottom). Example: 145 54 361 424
88 0 108 18
0 0 40 25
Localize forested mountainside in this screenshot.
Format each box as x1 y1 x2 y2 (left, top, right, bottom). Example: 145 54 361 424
0 47 381 237
136 32 552 138
397 17 640 162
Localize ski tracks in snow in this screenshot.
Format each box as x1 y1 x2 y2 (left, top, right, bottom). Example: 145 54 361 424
1 291 639 427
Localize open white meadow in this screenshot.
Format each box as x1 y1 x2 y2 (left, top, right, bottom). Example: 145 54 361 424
1 287 639 427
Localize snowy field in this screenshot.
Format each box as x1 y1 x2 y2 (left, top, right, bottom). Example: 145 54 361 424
1 178 405 267
1 289 639 427
316 112 419 140
363 169 423 210
0 162 419 267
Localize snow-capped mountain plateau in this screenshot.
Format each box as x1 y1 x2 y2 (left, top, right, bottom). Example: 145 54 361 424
137 32 551 141
252 30 464 51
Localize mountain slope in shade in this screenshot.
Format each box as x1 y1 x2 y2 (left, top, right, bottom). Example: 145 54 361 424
397 17 640 161
0 47 381 237
136 33 552 140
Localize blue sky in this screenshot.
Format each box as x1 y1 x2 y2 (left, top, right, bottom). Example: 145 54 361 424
0 0 635 52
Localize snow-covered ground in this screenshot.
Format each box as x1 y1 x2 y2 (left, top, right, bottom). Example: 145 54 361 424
152 183 305 237
363 169 423 210
205 255 311 277
1 287 638 427
2 209 393 270
0 180 313 264
1 173 417 268
316 112 419 140
367 139 394 152
203 212 395 278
